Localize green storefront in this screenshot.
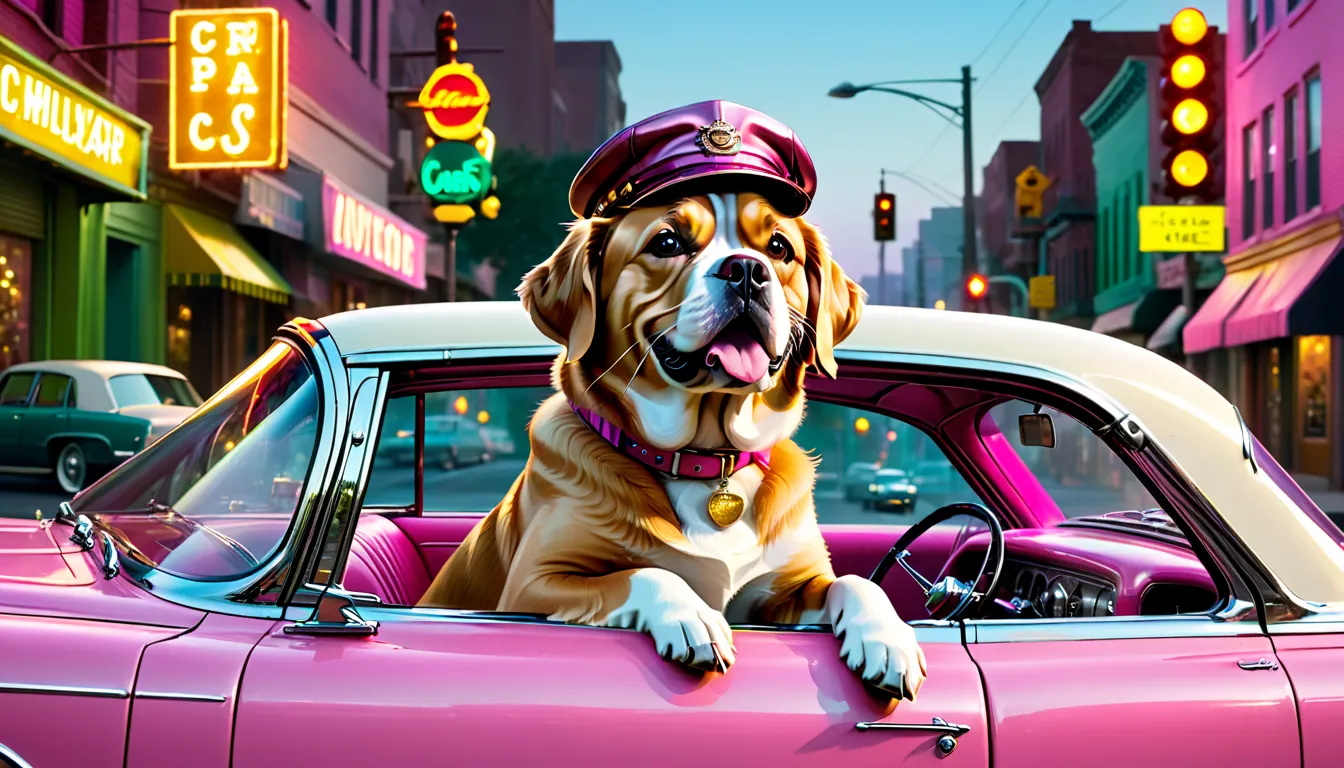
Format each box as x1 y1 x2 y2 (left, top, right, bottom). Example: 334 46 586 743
1082 56 1223 354
0 34 156 367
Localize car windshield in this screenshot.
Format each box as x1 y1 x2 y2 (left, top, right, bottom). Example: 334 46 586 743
74 343 319 581
110 373 203 408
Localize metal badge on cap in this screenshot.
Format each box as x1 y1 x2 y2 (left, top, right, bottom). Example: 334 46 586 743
696 119 742 156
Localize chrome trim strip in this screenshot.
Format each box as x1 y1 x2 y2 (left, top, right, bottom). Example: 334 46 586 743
0 743 34 768
967 616 1263 643
1233 405 1258 474
113 450 135 458
345 349 450 365
856 717 970 736
99 530 120 580
133 691 227 702
444 345 562 360
0 465 52 475
0 682 128 698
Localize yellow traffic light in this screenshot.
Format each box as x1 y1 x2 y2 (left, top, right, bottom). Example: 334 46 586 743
1173 98 1210 134
1171 149 1210 187
1171 54 1206 89
878 197 892 212
477 410 490 424
1172 8 1208 45
854 417 870 434
454 395 469 415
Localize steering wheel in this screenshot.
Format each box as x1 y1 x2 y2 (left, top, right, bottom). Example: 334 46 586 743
870 502 1006 622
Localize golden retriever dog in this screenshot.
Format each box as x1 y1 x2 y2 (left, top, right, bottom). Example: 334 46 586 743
418 188 927 700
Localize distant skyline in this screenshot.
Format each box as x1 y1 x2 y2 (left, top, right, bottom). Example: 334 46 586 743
555 0 1229 279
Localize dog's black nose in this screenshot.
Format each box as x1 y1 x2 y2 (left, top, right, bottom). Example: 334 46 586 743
718 255 771 303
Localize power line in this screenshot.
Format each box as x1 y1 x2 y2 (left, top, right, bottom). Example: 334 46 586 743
974 0 1056 97
900 0 1031 172
1096 0 1134 24
989 91 1037 140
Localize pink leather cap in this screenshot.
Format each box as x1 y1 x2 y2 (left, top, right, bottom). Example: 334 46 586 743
569 100 817 219
570 401 770 481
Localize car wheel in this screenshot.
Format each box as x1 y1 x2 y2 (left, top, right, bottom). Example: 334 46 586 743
441 448 458 471
55 442 87 494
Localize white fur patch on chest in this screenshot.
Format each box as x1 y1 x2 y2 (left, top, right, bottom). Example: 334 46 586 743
657 466 810 611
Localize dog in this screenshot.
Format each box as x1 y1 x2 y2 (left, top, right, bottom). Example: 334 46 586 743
417 102 926 700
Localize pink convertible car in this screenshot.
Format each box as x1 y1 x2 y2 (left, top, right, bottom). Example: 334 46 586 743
3 302 1344 767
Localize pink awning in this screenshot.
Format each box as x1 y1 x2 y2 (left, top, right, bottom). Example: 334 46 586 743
1182 268 1262 354
1224 234 1342 347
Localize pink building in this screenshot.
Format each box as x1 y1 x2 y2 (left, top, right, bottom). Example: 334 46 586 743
1185 0 1344 485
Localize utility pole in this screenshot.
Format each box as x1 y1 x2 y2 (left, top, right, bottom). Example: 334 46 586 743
436 12 460 302
916 239 926 308
960 65 978 283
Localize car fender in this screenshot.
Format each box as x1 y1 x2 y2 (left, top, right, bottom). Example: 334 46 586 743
45 432 120 465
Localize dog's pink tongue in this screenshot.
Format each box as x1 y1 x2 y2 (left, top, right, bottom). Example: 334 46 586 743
706 327 769 382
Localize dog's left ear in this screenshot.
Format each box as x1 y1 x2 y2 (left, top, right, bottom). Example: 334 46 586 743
517 218 606 363
798 219 866 379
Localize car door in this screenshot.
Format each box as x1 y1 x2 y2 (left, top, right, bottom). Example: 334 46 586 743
0 370 35 465
232 608 988 767
18 372 72 468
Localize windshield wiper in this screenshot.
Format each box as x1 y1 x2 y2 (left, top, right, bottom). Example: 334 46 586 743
145 499 260 567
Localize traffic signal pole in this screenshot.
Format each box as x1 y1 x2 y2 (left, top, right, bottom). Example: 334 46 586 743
878 177 886 306
960 65 978 289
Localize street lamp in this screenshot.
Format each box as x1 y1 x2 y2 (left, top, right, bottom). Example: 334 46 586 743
828 69 979 290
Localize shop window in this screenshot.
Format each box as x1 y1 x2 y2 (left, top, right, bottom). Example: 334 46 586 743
1262 105 1275 229
1299 336 1329 440
1242 123 1257 238
0 236 32 370
351 0 364 65
325 0 338 29
1267 345 1284 454
370 0 380 81
1264 0 1275 29
1287 0 1301 11
168 300 193 379
332 280 367 312
1305 73 1322 210
1285 91 1299 221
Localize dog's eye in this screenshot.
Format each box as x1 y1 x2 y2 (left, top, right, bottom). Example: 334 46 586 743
647 230 687 258
766 234 794 263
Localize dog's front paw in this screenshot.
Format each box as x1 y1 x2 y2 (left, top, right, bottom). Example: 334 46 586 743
826 575 927 700
604 569 735 673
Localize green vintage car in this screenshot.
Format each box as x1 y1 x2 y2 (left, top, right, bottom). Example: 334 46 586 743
0 360 203 493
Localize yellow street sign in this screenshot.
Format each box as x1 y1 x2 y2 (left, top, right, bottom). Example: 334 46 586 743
434 204 476 224
1029 275 1056 310
169 8 288 170
1015 165 1050 219
1138 205 1226 252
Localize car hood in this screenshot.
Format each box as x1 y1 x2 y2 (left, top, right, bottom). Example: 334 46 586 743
117 404 197 427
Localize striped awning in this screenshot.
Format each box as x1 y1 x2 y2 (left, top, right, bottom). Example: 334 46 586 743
164 204 292 305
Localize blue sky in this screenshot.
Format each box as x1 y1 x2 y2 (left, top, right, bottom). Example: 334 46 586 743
556 0 1229 280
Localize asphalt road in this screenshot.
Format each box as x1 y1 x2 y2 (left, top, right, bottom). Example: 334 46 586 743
0 475 72 520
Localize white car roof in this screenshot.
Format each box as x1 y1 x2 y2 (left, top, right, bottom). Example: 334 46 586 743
1 360 190 412
314 301 1344 607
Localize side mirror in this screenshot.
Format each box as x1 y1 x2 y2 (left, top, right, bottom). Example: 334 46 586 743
1018 413 1055 448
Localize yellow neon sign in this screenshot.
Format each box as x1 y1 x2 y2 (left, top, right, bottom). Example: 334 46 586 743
169 8 288 170
0 34 147 197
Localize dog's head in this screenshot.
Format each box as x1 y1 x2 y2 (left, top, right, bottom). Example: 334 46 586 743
519 191 864 450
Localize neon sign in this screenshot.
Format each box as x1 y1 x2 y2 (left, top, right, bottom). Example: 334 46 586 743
420 141 492 204
169 8 288 170
418 62 490 141
320 175 428 291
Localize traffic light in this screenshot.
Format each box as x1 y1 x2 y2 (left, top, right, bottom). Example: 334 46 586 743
965 273 989 305
1159 8 1222 201
873 193 895 241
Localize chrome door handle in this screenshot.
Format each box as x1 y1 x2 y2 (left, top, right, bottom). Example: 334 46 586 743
856 717 970 756
1238 657 1280 671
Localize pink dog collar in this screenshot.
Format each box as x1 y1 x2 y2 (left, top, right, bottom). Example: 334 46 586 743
569 402 770 481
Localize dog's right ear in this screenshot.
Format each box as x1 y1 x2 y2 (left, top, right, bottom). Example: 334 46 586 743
517 218 606 364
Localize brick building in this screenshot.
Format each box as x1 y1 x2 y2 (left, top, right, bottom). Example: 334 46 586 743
981 140 1041 284
1034 20 1159 328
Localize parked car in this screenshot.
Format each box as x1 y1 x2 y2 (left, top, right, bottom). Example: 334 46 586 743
0 360 202 493
841 461 880 501
379 414 491 470
4 302 1342 767
481 426 516 457
864 468 918 512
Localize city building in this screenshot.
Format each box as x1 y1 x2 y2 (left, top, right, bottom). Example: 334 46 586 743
1034 20 1160 329
1184 0 1344 485
903 207 964 310
554 41 626 155
1081 54 1225 353
981 140 1041 282
859 273 903 308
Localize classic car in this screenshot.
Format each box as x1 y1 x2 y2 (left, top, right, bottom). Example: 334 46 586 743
481 426 516 457
841 461 881 501
377 411 492 470
3 301 1343 768
0 360 202 493
865 468 919 512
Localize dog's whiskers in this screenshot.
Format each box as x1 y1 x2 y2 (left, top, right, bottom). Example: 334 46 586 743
585 337 644 394
620 325 675 399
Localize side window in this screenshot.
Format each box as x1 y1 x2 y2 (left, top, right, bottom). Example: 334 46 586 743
67 380 77 408
792 401 983 523
33 374 71 408
0 372 34 406
366 386 543 511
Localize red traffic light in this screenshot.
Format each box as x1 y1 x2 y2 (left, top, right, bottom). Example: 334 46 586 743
873 193 896 241
966 273 988 300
